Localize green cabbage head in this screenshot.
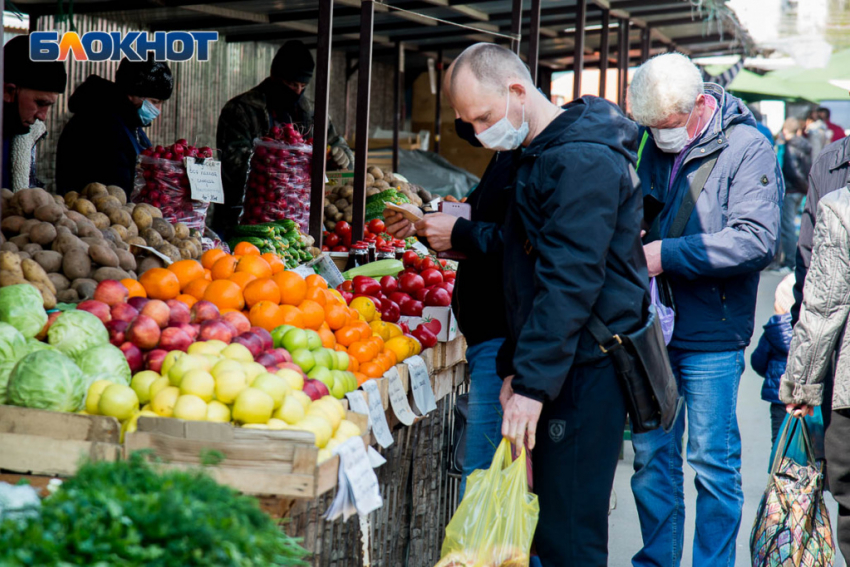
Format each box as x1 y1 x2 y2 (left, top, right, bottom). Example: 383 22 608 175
7 350 85 412
0 284 47 339
73 344 131 387
47 311 109 359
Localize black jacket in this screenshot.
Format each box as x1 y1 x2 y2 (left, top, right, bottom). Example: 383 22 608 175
793 136 850 324
448 150 516 346
782 136 813 195
496 96 650 403
56 75 151 196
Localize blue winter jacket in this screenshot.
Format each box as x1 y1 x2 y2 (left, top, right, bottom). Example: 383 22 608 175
638 84 783 352
750 313 792 404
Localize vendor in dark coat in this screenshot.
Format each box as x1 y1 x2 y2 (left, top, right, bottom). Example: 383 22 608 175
56 57 173 196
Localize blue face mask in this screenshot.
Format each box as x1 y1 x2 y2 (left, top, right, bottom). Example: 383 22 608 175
138 99 160 126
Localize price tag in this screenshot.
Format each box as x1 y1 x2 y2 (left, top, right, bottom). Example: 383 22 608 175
323 437 383 521
310 254 345 289
406 355 437 416
386 366 416 426
185 158 224 203
359 380 393 448
290 265 315 279
345 391 371 434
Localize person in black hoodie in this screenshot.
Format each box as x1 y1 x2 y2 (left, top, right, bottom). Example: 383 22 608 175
56 57 173 196
449 44 649 565
384 63 515 499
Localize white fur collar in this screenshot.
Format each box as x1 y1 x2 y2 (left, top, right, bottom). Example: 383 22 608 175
11 119 47 192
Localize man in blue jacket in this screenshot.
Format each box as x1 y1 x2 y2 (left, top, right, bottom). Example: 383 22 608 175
450 43 650 565
628 53 782 567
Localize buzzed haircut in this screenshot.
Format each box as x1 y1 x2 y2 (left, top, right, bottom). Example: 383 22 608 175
450 43 533 96
818 106 831 119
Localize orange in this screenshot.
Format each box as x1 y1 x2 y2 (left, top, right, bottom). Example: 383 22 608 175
368 335 385 353
211 255 238 280
353 321 373 342
233 241 261 256
347 357 359 373
228 271 258 290
235 255 272 279
139 268 180 300
335 326 360 348
360 362 385 379
324 303 349 330
176 294 197 308
249 301 285 331
298 299 325 330
203 279 245 311
168 259 205 291
221 308 241 315
201 248 227 270
261 253 285 274
121 278 146 299
279 305 306 328
273 271 307 306
334 344 348 353
244 278 281 308
348 342 373 364
354 372 369 386
305 274 327 289
318 327 337 349
382 348 398 368
375 352 394 373
304 286 327 307
183 278 211 301
348 307 362 323
204 269 213 281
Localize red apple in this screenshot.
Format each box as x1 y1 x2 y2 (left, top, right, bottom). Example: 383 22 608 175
93 280 129 307
169 322 199 340
250 327 274 351
191 300 220 323
222 311 251 334
145 349 168 373
302 378 330 401
158 327 193 352
165 299 191 325
220 319 239 337
128 297 149 311
120 342 144 373
36 311 62 341
272 348 292 364
278 362 308 377
232 332 264 357
140 300 170 329
111 303 139 323
254 352 279 368
106 320 129 347
127 314 161 350
77 300 111 323
198 320 233 343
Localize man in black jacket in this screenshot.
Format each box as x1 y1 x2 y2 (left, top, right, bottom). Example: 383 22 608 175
449 43 649 565
777 117 812 269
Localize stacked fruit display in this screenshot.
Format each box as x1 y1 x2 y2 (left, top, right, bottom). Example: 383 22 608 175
134 139 215 232
241 124 312 231
227 219 318 268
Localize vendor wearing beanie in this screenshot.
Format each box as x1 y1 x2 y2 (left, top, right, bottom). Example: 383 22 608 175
3 35 67 192
215 40 354 235
56 56 173 196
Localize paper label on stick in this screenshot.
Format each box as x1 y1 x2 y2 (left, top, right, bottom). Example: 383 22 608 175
309 254 345 289
407 355 437 416
359 380 394 448
337 437 383 517
290 265 315 279
345 391 371 434
185 158 224 203
386 366 416 426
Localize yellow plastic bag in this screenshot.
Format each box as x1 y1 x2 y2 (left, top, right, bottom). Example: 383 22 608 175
436 438 539 567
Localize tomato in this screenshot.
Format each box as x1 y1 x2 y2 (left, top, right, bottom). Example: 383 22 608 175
424 287 452 307
442 270 456 283
332 245 349 252
420 268 444 287
321 245 330 251
325 233 341 248
399 272 425 294
402 250 420 268
335 221 352 238
420 257 438 272
364 232 378 243
338 280 354 293
375 236 386 249
380 276 399 295
368 219 386 234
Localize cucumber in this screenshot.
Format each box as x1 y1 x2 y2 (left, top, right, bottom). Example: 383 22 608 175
343 259 404 280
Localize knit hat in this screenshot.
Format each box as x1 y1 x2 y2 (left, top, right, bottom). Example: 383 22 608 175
774 273 796 314
271 40 315 83
4 35 67 93
115 56 174 101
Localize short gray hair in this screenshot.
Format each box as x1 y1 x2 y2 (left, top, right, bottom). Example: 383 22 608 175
628 53 704 126
451 43 533 96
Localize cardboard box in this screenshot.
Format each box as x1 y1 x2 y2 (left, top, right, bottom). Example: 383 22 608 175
399 306 458 342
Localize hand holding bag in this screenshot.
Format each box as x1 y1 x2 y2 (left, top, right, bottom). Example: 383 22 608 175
750 417 835 567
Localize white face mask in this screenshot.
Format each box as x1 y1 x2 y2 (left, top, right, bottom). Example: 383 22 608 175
651 106 696 154
475 91 529 151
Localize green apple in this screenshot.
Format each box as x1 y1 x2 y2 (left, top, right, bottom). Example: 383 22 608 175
214 371 248 404
271 325 296 348
291 348 315 373
308 365 333 389
331 380 345 400
343 372 358 393
241 361 267 384
168 354 208 387
305 329 323 351
312 348 334 370
334 350 350 372
276 368 304 390
274 395 306 425
161 351 185 377
282 329 308 352
187 341 220 357
221 343 253 363
330 370 347 392
212 359 244 379
251 373 291 409
205 340 229 353
130 371 160 405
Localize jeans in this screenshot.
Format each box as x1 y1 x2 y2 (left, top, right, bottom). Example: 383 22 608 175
459 338 505 498
780 193 805 268
826 408 850 562
631 349 745 567
769 402 787 446
534 357 626 566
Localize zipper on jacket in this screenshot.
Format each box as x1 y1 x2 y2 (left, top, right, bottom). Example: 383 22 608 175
720 284 728 322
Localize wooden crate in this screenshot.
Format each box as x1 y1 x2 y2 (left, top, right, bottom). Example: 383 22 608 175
0 405 122 477
125 412 368 499
441 335 467 369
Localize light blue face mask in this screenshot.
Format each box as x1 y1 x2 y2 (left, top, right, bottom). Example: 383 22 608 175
138 99 160 127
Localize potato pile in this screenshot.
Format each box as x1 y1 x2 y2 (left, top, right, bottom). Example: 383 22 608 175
0 184 202 306
323 166 433 232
